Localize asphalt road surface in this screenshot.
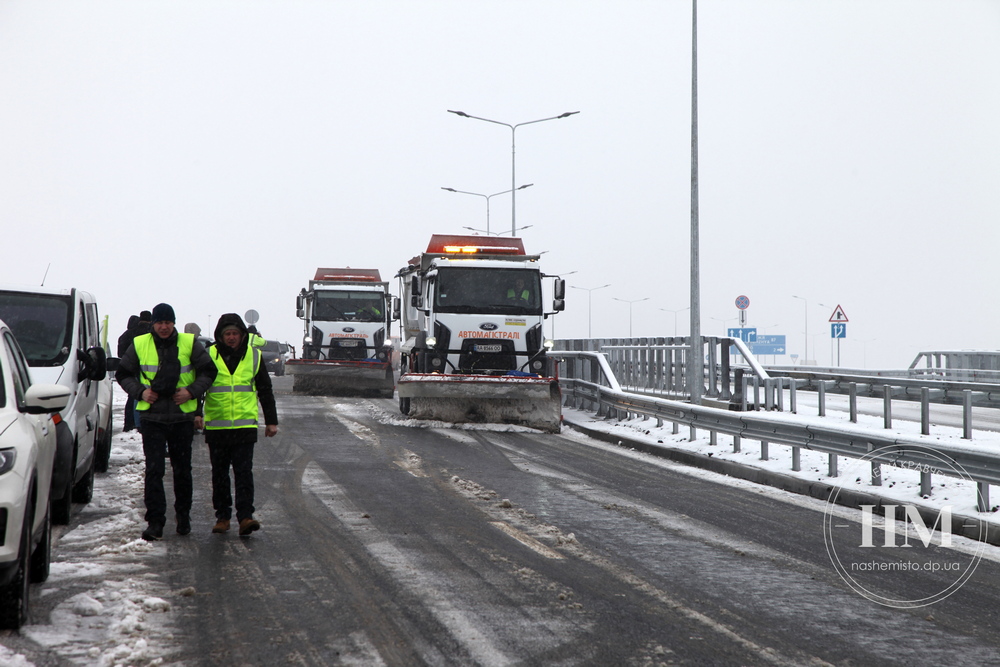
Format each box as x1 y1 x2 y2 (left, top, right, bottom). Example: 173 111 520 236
10 376 1000 665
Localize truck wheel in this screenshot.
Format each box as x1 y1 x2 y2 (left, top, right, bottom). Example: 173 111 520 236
0 514 32 629
399 396 410 415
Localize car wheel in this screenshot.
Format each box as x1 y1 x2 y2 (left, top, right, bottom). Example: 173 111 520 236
51 474 73 526
0 515 32 629
29 508 50 584
94 426 112 473
72 454 95 504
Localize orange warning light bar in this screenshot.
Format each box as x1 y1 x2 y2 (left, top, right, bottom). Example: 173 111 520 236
427 234 525 256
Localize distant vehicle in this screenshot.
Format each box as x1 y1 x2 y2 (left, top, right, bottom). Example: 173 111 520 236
286 268 394 396
261 340 289 376
0 319 71 629
0 286 111 524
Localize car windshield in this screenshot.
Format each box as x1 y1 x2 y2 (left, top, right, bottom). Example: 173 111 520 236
0 291 73 367
313 291 384 322
434 267 541 316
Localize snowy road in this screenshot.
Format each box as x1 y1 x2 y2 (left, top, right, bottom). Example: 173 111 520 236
4 379 1000 665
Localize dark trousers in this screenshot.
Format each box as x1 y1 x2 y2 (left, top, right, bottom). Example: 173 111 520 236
123 396 136 431
208 439 255 522
141 420 194 525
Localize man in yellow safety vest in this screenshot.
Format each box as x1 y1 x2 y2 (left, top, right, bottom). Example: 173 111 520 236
116 302 217 541
195 313 278 536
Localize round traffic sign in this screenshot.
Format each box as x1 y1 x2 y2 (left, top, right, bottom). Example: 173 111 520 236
735 295 750 310
244 309 260 325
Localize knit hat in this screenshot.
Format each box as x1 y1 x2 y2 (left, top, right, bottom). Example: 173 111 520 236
151 303 176 323
139 310 152 322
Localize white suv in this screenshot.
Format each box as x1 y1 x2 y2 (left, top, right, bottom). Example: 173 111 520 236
0 286 110 524
0 319 70 629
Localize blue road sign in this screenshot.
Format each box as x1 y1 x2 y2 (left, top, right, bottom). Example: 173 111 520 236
750 334 786 356
727 327 757 343
831 323 847 339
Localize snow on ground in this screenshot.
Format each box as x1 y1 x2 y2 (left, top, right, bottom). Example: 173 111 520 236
558 401 1000 530
0 389 182 667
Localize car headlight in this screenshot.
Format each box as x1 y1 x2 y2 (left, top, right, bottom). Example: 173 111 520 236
0 448 16 475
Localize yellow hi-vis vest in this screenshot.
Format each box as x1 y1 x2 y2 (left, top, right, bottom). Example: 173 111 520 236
204 343 261 430
134 332 198 412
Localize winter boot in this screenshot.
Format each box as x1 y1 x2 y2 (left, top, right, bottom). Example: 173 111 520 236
142 521 164 541
238 518 261 536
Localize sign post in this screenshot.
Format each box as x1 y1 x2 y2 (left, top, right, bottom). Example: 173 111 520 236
828 305 848 366
735 295 750 327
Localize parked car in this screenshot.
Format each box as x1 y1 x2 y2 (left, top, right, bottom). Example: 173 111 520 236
262 340 289 376
0 286 110 524
0 319 71 629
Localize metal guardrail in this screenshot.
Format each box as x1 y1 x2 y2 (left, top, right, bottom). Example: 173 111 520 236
556 338 1000 416
555 349 1000 514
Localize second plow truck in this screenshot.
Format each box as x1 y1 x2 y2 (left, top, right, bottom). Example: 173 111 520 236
286 268 395 397
395 234 565 432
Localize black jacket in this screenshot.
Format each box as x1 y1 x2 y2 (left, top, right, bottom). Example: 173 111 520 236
116 329 217 424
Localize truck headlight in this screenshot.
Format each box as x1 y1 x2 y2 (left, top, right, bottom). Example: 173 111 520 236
304 336 313 345
543 339 555 350
426 336 437 349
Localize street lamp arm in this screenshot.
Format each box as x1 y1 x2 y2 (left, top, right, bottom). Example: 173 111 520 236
514 111 581 129
448 109 513 129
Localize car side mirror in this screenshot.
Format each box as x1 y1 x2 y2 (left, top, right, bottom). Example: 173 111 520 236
552 298 565 312
554 279 566 300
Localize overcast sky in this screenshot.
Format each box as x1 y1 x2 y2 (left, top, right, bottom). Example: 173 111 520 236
1 0 997 370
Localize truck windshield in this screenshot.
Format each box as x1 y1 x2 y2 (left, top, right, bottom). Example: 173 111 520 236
313 291 385 322
0 291 73 367
434 268 541 316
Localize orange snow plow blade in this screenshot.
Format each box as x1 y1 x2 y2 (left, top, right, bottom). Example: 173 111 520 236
286 359 394 398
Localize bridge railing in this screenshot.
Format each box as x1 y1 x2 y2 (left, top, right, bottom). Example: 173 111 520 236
552 348 1000 524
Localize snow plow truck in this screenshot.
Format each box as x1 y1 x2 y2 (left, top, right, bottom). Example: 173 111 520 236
395 234 566 432
286 268 395 397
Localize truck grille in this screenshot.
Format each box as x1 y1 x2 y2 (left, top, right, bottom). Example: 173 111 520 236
458 339 516 373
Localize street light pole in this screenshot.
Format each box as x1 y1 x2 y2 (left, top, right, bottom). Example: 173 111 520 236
442 184 534 236
448 109 579 235
688 0 703 403
659 307 689 337
570 284 610 338
613 297 650 338
792 295 808 365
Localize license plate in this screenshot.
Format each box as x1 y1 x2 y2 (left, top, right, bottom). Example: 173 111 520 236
338 339 360 347
473 344 502 353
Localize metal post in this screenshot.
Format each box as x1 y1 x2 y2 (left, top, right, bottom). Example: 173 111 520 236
921 387 930 436
849 383 858 423
963 389 973 439
883 385 892 429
